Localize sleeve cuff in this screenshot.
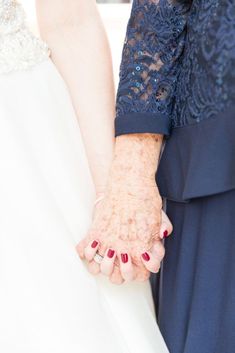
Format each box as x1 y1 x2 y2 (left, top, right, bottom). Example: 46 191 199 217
115 112 171 137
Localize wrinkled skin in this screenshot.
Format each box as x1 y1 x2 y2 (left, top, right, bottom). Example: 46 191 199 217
77 134 172 284
78 185 163 282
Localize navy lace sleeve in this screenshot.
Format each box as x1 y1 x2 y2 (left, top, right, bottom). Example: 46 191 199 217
115 0 192 137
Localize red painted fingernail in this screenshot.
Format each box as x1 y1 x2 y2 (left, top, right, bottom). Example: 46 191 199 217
163 230 169 238
142 252 150 262
107 249 115 259
91 240 98 248
121 253 128 263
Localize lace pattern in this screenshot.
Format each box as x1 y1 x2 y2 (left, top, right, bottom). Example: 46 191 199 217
116 0 192 119
0 0 50 74
116 0 235 131
172 0 235 127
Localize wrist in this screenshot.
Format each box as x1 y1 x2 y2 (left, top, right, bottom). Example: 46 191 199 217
108 162 157 191
106 182 162 205
111 134 162 186
107 180 158 193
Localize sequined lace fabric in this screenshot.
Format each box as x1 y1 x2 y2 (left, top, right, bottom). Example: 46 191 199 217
0 0 50 74
116 0 235 129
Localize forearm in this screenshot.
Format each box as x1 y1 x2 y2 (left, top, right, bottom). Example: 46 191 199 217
109 133 163 191
36 0 115 194
81 132 164 275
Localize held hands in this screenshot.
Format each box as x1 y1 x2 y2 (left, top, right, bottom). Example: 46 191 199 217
77 192 173 284
77 134 173 284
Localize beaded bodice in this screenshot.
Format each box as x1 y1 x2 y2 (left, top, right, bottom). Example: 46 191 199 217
0 0 50 74
116 0 235 130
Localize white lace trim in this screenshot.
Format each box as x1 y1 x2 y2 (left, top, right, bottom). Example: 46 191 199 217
0 0 50 74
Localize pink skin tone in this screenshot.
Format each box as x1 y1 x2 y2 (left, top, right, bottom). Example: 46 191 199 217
37 1 173 284
77 209 172 284
77 134 173 284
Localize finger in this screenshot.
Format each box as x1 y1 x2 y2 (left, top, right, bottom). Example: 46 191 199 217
160 211 173 239
109 265 124 285
76 239 87 259
141 251 161 273
87 261 101 275
152 241 166 262
100 249 116 277
84 240 99 262
119 253 135 282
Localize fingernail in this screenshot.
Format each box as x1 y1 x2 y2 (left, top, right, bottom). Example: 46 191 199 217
142 252 150 262
91 240 98 248
121 253 128 263
107 249 115 259
163 230 169 238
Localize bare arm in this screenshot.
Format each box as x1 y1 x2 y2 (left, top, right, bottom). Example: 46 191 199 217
111 134 163 191
77 0 183 283
77 133 166 283
36 0 170 283
36 0 115 194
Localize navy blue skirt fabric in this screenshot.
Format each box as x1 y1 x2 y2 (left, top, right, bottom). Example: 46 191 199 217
153 190 235 353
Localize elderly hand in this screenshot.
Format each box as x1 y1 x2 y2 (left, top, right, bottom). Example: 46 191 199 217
76 134 172 284
77 192 173 284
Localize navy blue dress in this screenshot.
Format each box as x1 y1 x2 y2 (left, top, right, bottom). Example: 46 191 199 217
115 1 235 352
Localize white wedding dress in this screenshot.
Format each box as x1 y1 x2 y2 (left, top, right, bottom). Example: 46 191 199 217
0 1 169 352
